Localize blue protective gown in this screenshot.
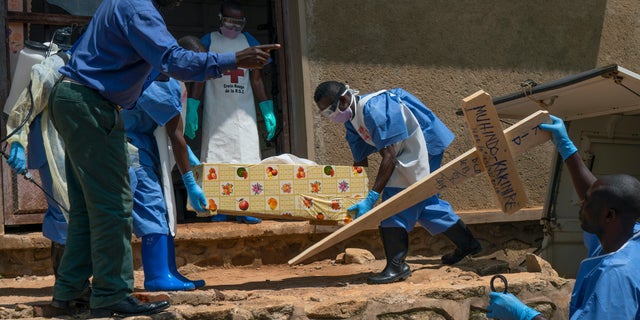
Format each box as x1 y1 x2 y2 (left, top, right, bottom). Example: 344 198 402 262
345 88 459 234
570 223 640 319
28 115 67 245
121 79 182 237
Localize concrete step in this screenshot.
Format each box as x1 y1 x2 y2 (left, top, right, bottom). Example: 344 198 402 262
0 218 543 279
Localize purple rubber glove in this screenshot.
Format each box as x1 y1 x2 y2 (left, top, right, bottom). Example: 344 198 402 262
539 115 577 161
182 171 207 212
348 190 380 218
7 142 26 173
487 292 541 320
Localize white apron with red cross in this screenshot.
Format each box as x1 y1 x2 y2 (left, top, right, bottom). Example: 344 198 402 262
201 31 260 164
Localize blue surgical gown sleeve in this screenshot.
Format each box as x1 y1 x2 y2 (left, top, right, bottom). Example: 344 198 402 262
363 92 409 149
137 79 182 127
26 115 47 169
244 32 260 46
345 121 376 163
244 32 272 64
200 34 211 49
388 88 454 155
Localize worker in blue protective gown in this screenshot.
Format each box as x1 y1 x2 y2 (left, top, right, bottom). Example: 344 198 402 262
486 115 640 320
5 48 71 282
28 116 68 276
313 81 482 285
8 107 69 280
123 72 209 292
46 0 279 316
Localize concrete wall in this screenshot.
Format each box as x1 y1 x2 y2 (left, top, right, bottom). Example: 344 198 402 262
300 0 640 212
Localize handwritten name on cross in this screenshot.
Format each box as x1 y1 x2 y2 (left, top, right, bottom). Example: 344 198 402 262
462 90 529 214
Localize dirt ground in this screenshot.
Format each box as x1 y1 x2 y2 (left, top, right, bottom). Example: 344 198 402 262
0 257 440 308
0 250 574 320
1 257 388 307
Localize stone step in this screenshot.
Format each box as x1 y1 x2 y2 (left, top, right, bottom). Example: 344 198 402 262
0 219 543 280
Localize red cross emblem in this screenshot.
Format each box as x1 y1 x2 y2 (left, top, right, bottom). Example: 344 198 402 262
223 69 245 83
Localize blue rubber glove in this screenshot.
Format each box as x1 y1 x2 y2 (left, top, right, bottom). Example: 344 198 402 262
186 146 200 167
182 171 207 212
259 100 277 141
487 292 541 320
348 190 380 218
185 98 200 140
539 115 577 161
7 142 26 173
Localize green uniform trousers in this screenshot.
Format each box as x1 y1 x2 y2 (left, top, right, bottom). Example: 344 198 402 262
49 81 134 308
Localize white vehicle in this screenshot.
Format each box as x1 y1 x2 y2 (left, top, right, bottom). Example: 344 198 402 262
494 64 640 277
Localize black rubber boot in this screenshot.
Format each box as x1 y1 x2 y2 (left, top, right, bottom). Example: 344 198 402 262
441 220 482 265
368 227 412 284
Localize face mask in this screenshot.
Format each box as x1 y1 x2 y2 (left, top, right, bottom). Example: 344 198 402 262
220 26 242 39
329 93 355 123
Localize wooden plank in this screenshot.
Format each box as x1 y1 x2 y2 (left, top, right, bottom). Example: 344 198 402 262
462 90 528 214
458 207 542 225
309 207 544 233
288 110 551 265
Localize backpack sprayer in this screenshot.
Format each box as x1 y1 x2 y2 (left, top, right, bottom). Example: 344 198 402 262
1 26 78 213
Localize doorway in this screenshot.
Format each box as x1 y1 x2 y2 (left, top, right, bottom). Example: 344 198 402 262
162 0 284 160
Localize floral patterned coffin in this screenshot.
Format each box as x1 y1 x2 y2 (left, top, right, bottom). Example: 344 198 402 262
188 164 369 225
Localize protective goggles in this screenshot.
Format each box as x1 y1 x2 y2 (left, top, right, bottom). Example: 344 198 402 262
219 14 246 31
320 87 349 118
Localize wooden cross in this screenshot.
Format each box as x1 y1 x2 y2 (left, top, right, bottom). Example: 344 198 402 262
288 90 551 265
